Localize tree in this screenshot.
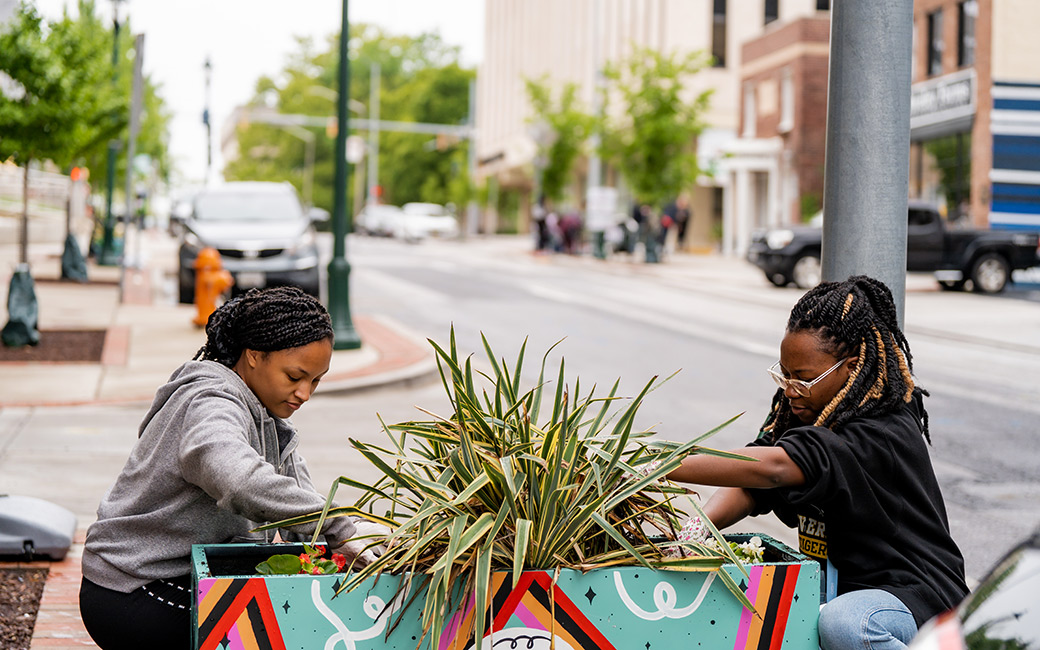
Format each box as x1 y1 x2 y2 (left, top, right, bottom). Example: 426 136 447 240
600 47 713 210
0 2 80 264
224 25 474 213
525 77 595 204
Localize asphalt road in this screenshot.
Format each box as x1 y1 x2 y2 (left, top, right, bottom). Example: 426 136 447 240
327 234 1040 584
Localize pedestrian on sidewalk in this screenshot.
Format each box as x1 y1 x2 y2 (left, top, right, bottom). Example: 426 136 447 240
667 276 968 650
78 286 387 650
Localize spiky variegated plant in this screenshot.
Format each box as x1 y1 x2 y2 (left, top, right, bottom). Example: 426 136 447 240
260 330 756 650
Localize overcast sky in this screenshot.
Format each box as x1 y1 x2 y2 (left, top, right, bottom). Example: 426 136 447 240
33 0 484 188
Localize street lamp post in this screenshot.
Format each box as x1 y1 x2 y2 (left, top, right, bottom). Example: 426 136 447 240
97 0 126 266
327 0 361 350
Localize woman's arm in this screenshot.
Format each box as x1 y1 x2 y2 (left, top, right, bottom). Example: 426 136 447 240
701 487 757 529
667 446 805 488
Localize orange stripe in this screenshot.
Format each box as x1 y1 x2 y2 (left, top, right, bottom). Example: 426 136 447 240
744 566 775 649
198 579 232 623
236 608 260 650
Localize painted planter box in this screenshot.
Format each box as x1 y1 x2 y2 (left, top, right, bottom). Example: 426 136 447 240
191 534 820 650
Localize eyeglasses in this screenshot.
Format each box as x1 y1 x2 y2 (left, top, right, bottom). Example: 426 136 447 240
767 358 848 397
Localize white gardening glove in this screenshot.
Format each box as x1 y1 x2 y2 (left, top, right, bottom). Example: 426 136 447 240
665 516 717 558
332 519 391 569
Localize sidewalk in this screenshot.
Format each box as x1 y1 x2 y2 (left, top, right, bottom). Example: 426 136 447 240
0 232 438 649
0 232 438 408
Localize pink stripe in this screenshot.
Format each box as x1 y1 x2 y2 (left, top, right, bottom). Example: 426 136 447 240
197 580 214 605
732 566 763 650
226 620 246 650
513 602 544 630
439 596 476 650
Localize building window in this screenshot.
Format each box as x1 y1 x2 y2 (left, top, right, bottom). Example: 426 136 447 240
816 0 830 10
765 0 778 25
779 70 794 133
927 10 944 76
743 83 756 137
712 0 727 67
958 1 977 67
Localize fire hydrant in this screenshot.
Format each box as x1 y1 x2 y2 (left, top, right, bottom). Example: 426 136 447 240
192 247 234 327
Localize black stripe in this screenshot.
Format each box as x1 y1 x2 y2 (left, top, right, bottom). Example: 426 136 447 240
756 567 787 650
198 578 248 644
245 598 276 650
527 580 598 650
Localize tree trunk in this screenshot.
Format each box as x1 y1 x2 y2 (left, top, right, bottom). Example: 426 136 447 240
20 159 30 265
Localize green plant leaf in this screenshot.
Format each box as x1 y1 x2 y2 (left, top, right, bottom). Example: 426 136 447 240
513 518 533 587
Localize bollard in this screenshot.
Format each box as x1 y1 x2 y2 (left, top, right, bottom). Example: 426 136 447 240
192 247 234 327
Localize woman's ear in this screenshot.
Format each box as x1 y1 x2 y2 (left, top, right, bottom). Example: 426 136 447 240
243 348 260 369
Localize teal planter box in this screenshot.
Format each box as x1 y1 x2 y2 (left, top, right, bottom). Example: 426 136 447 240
192 534 819 650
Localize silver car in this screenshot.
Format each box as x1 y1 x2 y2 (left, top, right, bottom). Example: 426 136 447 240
176 182 326 304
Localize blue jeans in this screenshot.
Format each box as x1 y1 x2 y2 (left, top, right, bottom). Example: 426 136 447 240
818 589 918 650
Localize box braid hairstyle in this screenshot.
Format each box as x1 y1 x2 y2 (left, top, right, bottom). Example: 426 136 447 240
193 286 334 367
760 275 930 444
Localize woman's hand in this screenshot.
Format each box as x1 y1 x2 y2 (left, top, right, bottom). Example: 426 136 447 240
333 519 391 568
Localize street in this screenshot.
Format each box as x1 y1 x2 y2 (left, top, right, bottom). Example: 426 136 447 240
4 231 1039 588
330 233 1040 584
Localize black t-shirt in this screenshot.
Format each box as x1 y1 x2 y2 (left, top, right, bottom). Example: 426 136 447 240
746 394 969 626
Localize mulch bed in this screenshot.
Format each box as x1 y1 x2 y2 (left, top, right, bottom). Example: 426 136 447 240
0 568 47 649
0 329 106 363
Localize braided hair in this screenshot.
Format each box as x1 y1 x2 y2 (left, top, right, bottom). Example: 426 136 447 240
193 286 334 367
761 275 930 443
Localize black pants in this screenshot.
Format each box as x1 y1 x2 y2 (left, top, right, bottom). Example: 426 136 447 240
80 575 191 649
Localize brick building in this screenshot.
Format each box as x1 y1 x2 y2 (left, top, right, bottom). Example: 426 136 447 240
727 0 1040 252
912 0 1040 231
719 15 830 256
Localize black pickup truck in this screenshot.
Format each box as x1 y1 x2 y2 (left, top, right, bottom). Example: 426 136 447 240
746 201 1040 293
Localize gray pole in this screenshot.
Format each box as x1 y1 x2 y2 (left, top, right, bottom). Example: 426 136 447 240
366 62 380 204
465 78 477 236
121 34 144 283
821 0 913 327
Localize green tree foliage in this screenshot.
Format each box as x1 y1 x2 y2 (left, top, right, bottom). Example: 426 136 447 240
0 3 77 168
601 47 713 209
224 25 474 213
0 1 171 184
924 133 971 214
525 77 595 204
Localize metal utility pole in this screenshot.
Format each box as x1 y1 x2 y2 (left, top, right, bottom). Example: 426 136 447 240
366 62 380 205
328 0 361 350
465 78 477 236
120 34 144 295
97 0 125 266
821 0 914 326
204 57 213 185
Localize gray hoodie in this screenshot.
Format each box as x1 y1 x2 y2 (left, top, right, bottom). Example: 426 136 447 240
81 360 357 592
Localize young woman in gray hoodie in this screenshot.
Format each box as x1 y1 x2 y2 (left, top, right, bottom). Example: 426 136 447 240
79 286 379 649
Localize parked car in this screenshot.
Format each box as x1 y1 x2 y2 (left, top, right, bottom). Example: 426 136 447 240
396 202 460 241
908 526 1040 649
174 182 325 304
746 201 1040 293
354 203 405 237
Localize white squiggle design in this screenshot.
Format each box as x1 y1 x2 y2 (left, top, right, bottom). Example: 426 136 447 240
310 578 407 650
613 571 717 621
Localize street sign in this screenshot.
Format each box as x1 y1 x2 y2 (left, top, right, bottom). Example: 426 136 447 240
346 135 365 163
585 186 618 232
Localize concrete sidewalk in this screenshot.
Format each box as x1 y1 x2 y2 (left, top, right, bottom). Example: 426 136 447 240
0 232 438 409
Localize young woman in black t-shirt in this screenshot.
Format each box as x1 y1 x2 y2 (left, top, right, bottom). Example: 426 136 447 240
668 275 968 650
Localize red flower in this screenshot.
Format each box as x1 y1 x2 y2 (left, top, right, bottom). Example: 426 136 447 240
332 553 347 570
299 553 312 564
314 545 327 555
310 567 322 575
